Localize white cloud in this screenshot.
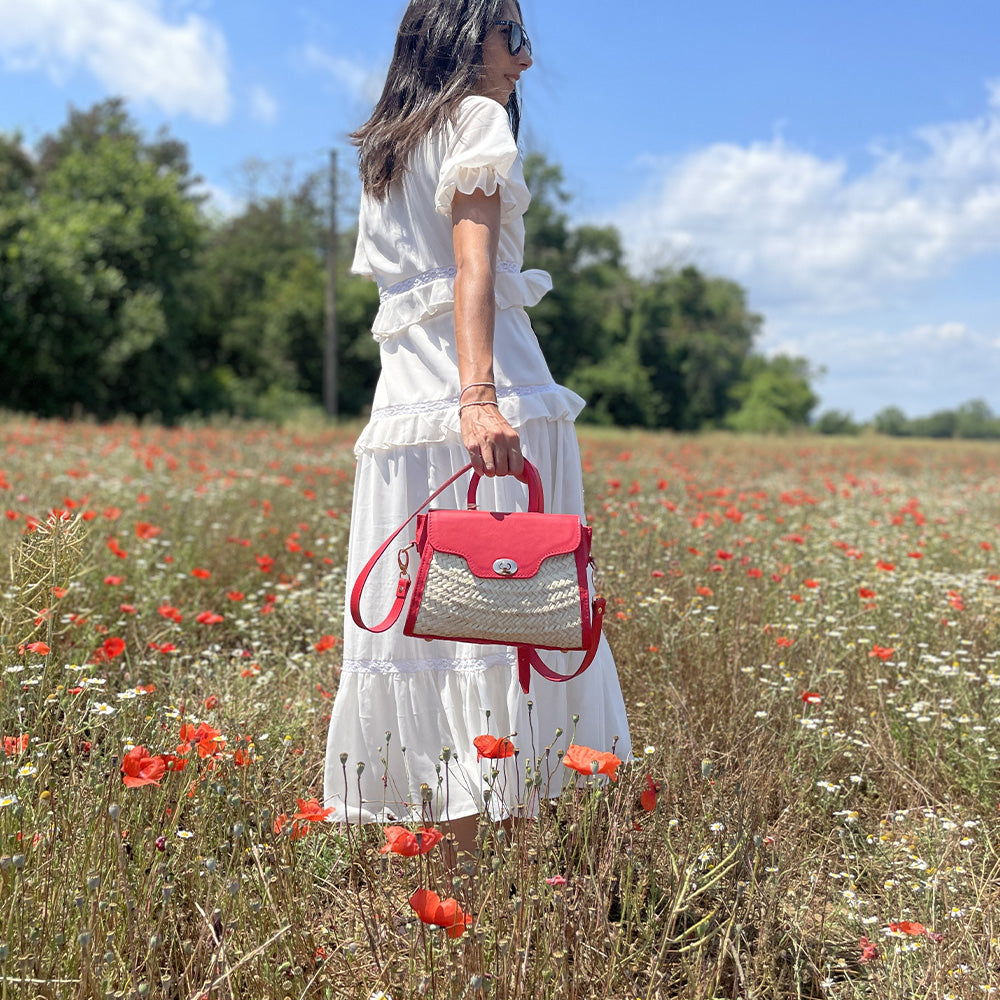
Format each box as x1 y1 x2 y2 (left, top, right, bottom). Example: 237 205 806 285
763 319 999 419
613 82 1000 314
303 44 385 107
250 85 278 125
0 0 231 123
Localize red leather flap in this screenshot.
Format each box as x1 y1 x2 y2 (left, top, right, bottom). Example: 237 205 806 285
419 510 587 578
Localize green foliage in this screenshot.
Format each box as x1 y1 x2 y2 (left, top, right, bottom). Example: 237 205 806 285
873 405 911 436
522 155 632 382
628 266 763 429
813 408 860 435
2 100 821 430
727 354 819 433
955 399 1000 438
565 343 658 427
870 399 1000 439
0 99 202 421
0 133 34 200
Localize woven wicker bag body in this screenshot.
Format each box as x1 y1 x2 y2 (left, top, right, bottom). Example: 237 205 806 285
410 550 582 647
406 510 590 648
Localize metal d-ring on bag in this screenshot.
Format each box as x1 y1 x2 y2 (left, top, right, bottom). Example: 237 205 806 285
350 459 606 693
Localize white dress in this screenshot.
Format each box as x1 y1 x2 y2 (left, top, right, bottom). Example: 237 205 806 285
323 95 631 824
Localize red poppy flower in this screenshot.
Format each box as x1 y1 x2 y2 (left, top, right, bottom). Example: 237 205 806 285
800 691 822 705
876 560 895 572
104 575 123 586
25 641 50 655
379 825 444 856
886 919 942 942
473 735 516 760
858 587 876 599
313 634 338 652
122 746 167 788
195 611 224 625
134 522 161 540
889 920 925 936
869 645 894 661
562 744 622 782
639 773 660 812
409 888 472 938
227 591 245 601
3 734 29 756
158 605 183 623
191 567 212 579
859 936 879 963
178 722 225 758
293 798 334 823
102 636 126 659
775 636 794 648
273 813 309 840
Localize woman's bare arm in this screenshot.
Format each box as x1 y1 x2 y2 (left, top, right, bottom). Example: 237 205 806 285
452 187 524 478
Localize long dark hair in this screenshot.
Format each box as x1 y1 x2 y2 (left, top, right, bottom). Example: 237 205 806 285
352 0 522 199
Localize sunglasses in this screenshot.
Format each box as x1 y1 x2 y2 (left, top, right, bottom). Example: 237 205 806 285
493 19 532 57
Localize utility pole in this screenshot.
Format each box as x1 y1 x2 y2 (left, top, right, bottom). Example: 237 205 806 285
323 149 339 418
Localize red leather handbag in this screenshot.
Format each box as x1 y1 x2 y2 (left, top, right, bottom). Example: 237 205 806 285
350 460 606 693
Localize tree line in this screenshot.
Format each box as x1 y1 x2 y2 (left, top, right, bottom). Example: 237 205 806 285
2 99 988 437
816 401 1000 439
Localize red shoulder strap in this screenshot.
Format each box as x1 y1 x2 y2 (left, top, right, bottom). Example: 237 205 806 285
350 463 474 633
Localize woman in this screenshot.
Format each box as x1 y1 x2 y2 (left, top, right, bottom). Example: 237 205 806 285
323 0 631 853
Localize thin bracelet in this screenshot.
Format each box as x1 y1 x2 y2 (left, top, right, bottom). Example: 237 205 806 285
459 381 496 400
458 400 500 416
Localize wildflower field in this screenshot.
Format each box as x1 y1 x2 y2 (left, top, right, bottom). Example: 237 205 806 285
1 417 999 1000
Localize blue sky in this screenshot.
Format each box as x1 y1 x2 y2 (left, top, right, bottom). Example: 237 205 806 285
1 0 998 421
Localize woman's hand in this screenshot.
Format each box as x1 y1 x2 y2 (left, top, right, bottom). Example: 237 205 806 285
460 400 524 478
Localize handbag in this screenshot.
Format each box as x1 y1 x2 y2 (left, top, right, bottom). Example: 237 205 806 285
350 460 606 693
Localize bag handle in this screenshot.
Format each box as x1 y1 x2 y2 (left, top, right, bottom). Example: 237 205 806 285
467 460 544 513
350 460 542 634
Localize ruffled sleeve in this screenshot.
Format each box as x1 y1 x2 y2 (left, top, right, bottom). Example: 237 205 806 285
350 206 375 279
434 96 531 221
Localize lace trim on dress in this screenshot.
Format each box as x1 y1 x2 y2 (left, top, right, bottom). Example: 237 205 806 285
341 649 516 675
368 382 563 421
379 260 521 302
